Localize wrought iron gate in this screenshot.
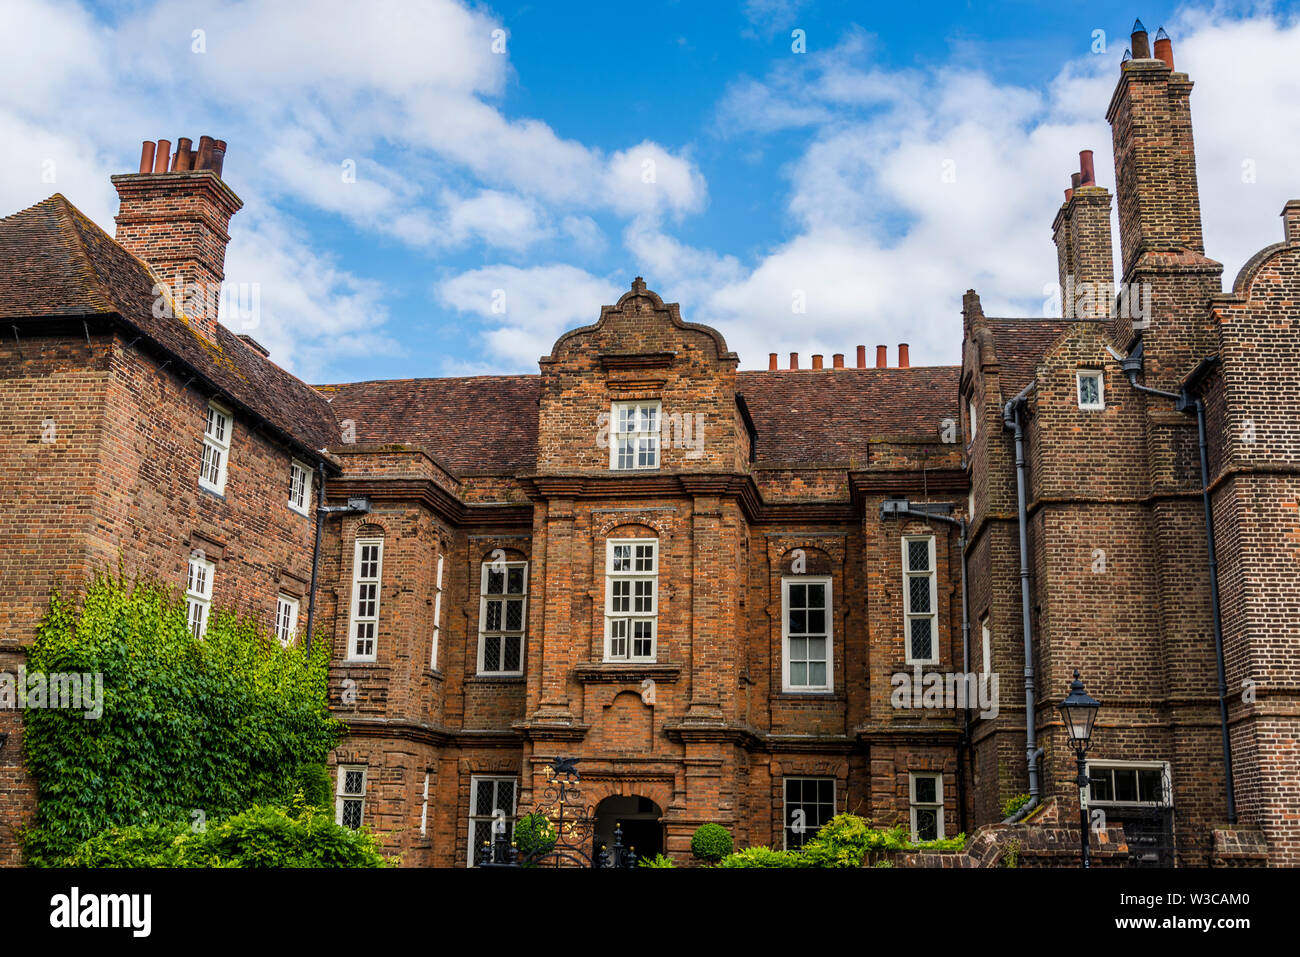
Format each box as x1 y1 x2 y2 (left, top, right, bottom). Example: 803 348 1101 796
476 757 639 868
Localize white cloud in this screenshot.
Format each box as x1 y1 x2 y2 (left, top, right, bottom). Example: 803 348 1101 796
221 204 399 380
0 0 709 377
443 189 552 250
1167 8 1300 284
686 11 1300 368
434 264 621 372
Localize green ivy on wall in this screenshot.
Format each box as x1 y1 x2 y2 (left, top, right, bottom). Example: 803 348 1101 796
21 570 345 866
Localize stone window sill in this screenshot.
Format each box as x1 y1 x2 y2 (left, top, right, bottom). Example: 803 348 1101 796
773 690 845 702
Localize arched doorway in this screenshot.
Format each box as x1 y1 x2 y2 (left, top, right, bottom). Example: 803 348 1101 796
593 795 663 860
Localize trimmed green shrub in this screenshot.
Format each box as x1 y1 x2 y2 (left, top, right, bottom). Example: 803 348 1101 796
638 853 676 868
717 815 968 868
718 846 800 868
690 822 734 862
22 570 343 865
60 802 390 867
797 813 883 867
914 832 967 852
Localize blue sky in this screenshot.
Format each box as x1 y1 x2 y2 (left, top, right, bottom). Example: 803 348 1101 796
2 1 1298 382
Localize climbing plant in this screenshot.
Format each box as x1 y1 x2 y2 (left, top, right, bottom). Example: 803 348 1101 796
21 569 342 865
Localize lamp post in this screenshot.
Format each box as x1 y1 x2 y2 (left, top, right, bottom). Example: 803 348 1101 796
1058 669 1101 868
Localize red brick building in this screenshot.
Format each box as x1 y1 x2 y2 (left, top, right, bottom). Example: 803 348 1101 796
0 24 1295 866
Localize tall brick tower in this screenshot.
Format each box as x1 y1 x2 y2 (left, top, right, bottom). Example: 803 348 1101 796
1094 21 1230 862
111 136 243 342
1106 22 1222 375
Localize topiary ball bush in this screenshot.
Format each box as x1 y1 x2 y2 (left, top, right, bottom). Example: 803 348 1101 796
691 822 734 862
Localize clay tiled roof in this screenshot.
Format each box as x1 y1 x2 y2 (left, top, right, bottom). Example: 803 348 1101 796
0 194 340 457
318 376 541 474
319 367 961 472
982 318 1078 397
736 368 960 464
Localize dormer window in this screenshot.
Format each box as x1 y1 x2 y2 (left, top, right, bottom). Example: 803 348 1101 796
1077 370 1105 410
610 401 660 470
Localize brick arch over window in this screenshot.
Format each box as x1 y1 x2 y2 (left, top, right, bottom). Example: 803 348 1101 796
354 521 386 539
769 536 846 566
596 514 672 538
477 545 528 564
776 544 835 576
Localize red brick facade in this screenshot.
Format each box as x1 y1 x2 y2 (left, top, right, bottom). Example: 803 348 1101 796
1 24 1296 867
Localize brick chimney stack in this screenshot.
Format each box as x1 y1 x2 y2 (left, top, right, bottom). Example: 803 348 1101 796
1052 149 1115 319
112 136 242 343
1106 20 1221 379
962 289 984 338
1108 22 1208 279
1284 200 1300 247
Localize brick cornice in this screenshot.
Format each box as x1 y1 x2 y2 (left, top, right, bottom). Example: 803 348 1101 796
330 468 973 528
325 475 532 529
341 715 455 746
598 351 676 370
572 662 682 683
111 170 244 217
848 468 968 504
662 720 764 750
856 726 964 747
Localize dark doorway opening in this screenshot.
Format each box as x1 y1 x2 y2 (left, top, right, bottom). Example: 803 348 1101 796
594 795 663 861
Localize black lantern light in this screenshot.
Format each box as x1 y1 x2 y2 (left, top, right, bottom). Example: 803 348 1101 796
1058 669 1102 868
1059 669 1102 750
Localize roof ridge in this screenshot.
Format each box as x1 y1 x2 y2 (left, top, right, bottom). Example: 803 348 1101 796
316 372 541 389
0 192 70 223
738 365 962 373
47 194 115 315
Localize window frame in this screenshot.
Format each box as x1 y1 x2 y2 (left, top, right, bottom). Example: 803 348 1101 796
980 615 992 676
780 575 834 693
608 400 662 471
431 554 445 670
1077 369 1105 410
903 535 939 665
782 776 836 850
288 459 312 515
347 537 384 662
335 764 367 829
199 400 232 495
466 775 518 867
275 593 300 647
1085 760 1172 807
420 772 430 837
185 554 215 640
909 771 945 842
604 538 659 662
477 559 528 676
